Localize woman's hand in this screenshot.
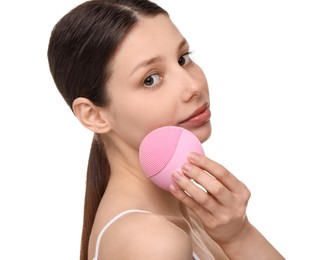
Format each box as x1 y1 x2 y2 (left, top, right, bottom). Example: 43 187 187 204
169 152 251 244
169 152 285 259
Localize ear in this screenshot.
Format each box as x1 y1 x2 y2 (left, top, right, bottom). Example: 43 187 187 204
72 97 111 134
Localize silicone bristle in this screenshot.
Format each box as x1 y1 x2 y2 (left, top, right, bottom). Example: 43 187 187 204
139 127 182 177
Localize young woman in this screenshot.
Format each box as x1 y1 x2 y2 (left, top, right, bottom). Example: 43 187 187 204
47 1 285 259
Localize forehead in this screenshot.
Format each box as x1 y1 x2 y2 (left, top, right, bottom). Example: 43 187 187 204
110 14 184 74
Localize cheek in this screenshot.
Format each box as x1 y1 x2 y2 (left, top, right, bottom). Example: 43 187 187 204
110 97 176 149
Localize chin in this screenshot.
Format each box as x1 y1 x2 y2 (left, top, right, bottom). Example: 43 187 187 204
190 121 212 143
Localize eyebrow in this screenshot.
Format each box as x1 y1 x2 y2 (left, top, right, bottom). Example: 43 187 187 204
130 38 188 76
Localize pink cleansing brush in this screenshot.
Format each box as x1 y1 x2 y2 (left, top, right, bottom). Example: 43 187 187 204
139 126 204 191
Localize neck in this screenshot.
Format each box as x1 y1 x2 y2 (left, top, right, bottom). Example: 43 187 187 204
104 141 190 220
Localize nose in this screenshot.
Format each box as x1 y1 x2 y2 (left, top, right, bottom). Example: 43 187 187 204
179 67 204 102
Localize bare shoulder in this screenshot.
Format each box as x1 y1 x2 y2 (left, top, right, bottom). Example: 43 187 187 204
99 211 193 260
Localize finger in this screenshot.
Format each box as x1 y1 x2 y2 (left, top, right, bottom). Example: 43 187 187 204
188 152 244 192
169 182 216 220
170 171 220 214
182 163 233 206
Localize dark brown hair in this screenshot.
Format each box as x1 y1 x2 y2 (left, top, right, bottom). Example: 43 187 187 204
47 1 167 259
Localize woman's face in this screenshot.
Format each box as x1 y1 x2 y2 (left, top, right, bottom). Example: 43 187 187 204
105 14 211 149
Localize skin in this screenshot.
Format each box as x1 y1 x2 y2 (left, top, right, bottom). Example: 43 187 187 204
104 16 211 149
73 14 285 260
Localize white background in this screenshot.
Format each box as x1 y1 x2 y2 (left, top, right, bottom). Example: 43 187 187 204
0 0 318 259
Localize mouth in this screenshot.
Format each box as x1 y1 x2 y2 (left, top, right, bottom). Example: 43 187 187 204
178 103 211 128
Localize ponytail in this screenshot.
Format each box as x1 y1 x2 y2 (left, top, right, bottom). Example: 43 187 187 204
80 133 110 260
47 2 169 259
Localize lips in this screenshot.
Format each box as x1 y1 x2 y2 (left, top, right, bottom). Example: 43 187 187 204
179 104 211 128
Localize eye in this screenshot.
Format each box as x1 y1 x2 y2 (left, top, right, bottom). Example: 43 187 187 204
143 73 162 88
178 52 193 66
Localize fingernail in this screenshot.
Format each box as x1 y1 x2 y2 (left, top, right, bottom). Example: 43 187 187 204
182 163 192 173
172 170 183 181
189 152 200 162
169 184 178 193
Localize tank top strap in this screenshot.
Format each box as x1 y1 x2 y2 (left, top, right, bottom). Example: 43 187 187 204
93 209 200 259
193 251 200 260
93 209 150 260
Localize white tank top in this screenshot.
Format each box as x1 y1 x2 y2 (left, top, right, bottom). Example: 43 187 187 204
93 209 200 260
